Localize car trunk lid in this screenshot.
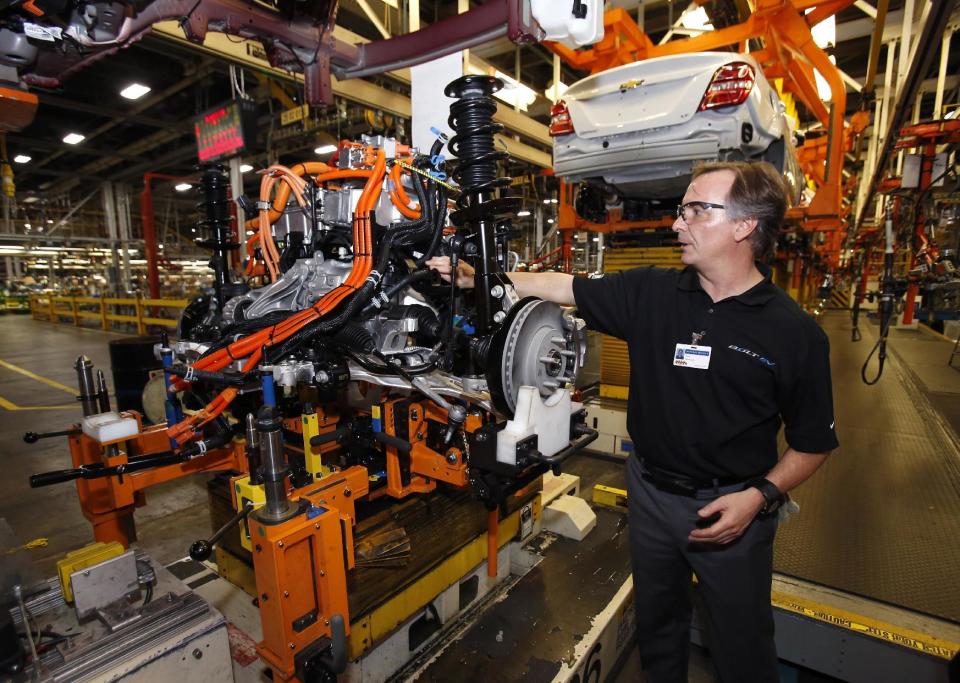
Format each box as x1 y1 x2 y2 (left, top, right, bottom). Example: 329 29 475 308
562 52 752 139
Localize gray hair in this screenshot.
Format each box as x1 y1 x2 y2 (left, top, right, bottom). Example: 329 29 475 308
692 161 788 260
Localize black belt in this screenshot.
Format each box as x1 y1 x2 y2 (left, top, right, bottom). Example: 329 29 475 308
639 461 754 498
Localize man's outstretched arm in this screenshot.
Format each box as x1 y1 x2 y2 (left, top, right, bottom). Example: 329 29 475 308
425 257 575 305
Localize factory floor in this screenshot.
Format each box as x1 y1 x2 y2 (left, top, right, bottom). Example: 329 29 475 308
2 310 959 681
0 317 211 576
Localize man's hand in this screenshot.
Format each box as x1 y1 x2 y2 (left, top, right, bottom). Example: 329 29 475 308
687 488 766 545
425 256 475 289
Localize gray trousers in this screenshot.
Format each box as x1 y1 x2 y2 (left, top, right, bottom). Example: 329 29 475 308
626 455 779 683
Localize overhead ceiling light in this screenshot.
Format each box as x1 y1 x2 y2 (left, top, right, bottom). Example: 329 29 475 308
13 154 31 164
815 55 838 102
517 210 531 217
120 83 151 100
545 81 568 103
62 133 85 145
315 144 338 155
23 196 39 203
175 183 192 192
240 164 254 173
542 198 553 205
680 6 713 31
46 219 53 224
24 223 31 229
547 218 555 224
490 70 537 112
807 10 835 49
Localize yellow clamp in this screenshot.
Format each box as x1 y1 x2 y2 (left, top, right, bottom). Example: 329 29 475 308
5 537 48 554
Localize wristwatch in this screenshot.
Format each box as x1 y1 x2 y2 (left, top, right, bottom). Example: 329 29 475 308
747 477 785 515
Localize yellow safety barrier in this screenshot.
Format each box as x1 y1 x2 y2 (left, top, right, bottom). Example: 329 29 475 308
29 295 188 335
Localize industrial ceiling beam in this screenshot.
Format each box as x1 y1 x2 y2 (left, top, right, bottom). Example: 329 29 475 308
37 94 180 131
5 135 145 162
356 0 392 39
152 21 553 161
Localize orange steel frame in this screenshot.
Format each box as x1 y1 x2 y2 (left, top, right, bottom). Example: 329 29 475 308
548 2 856 271
248 401 501 681
249 465 370 682
68 399 506 682
68 412 247 546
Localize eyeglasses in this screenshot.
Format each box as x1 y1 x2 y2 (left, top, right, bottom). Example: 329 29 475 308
676 201 726 223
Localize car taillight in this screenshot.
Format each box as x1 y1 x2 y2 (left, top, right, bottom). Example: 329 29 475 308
698 62 756 111
549 100 575 136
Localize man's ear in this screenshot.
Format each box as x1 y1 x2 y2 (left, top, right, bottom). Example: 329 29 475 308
734 217 758 244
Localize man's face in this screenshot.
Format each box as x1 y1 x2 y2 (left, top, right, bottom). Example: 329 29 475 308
672 170 741 268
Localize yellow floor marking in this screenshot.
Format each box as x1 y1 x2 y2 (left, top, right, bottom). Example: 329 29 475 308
918 323 955 344
772 590 959 659
0 358 77 394
0 395 76 411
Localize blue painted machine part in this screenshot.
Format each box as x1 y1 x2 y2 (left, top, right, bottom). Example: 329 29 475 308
261 370 277 407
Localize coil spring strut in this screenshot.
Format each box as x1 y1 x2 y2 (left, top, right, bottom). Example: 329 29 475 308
196 164 240 309
445 76 520 335
446 76 512 210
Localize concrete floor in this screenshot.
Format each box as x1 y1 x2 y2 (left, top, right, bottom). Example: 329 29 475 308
0 315 211 575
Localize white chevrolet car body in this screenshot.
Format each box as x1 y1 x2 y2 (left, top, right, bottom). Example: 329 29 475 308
551 52 804 205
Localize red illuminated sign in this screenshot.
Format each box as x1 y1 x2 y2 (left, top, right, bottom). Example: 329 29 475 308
194 100 254 162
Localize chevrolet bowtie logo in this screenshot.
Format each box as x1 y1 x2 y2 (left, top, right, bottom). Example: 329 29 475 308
619 79 645 91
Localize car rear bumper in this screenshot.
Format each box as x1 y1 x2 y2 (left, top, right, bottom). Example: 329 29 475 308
555 136 720 180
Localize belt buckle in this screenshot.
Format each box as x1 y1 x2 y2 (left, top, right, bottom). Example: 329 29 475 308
642 471 697 497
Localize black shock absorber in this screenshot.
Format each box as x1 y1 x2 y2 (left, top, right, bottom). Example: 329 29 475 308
196 164 241 310
445 75 520 335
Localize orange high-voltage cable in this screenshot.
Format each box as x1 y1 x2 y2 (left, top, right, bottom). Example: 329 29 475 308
245 167 375 278
167 149 387 443
389 160 422 220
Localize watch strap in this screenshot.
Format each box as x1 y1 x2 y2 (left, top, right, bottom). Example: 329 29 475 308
747 477 784 514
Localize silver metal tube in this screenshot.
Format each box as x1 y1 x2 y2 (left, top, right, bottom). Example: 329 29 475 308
74 356 98 416
96 369 111 413
245 413 262 484
256 407 294 522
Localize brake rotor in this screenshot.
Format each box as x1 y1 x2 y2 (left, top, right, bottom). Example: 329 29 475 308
486 298 584 415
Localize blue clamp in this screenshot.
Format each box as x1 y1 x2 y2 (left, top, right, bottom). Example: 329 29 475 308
306 505 327 519
260 369 277 407
454 315 476 335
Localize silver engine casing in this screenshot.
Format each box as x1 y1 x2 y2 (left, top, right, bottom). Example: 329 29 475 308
222 253 353 322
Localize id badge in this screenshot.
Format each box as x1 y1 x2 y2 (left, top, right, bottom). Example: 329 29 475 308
673 343 711 370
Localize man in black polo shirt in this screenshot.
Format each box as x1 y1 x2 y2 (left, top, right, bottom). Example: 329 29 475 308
428 160 837 682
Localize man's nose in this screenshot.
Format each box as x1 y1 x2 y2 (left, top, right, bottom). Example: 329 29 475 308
672 216 685 233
